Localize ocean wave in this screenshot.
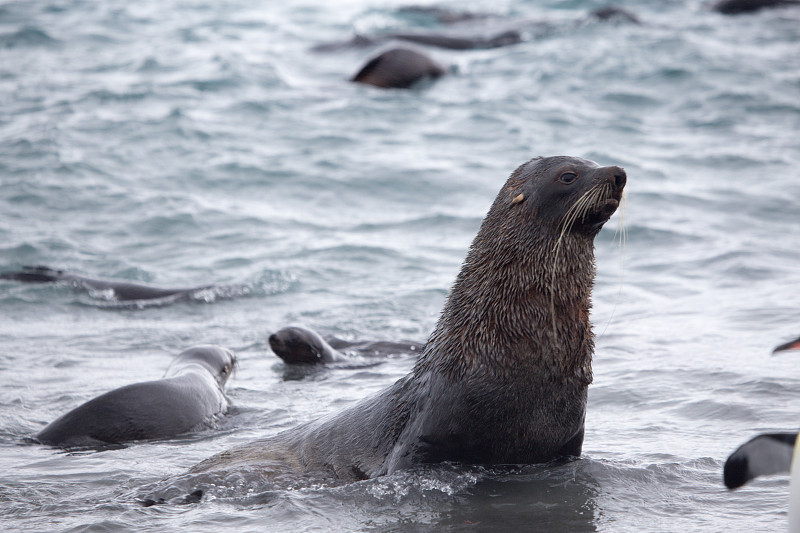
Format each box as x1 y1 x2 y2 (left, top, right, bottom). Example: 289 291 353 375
0 26 58 48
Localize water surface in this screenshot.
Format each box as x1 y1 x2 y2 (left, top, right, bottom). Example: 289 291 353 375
1 0 800 531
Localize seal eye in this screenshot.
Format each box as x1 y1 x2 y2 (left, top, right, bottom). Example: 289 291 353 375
559 172 578 184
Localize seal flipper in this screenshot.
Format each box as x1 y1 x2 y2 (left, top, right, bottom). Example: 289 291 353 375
724 432 797 489
139 489 203 507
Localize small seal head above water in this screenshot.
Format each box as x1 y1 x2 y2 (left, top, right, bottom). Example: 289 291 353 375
269 326 425 365
35 345 236 448
269 327 345 364
351 47 446 89
178 156 625 488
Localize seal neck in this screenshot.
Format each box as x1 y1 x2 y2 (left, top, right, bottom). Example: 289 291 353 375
415 212 596 385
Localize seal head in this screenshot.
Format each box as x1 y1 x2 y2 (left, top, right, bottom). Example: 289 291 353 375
505 156 625 236
165 345 237 387
351 47 445 89
269 327 343 364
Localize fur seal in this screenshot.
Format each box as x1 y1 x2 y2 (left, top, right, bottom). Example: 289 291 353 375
35 345 235 448
269 326 424 365
179 156 625 488
351 47 446 89
711 0 800 14
314 28 524 53
313 5 640 53
589 5 642 24
0 265 218 302
269 327 348 364
398 4 639 25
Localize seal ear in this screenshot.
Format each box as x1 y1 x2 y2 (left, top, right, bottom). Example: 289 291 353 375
511 193 525 205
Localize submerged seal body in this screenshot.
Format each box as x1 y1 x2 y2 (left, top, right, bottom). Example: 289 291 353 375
315 29 524 53
269 326 424 365
36 345 235 447
351 47 446 89
0 265 216 301
313 5 640 54
712 0 800 14
186 156 626 485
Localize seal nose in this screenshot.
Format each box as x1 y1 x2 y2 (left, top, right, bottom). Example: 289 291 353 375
610 166 626 191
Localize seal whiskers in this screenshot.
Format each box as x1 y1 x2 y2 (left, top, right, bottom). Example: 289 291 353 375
598 189 628 339
548 180 614 338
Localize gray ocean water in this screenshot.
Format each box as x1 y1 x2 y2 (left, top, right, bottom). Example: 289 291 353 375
1 0 799 531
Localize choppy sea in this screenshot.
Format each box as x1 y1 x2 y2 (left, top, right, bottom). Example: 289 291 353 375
1 0 799 531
